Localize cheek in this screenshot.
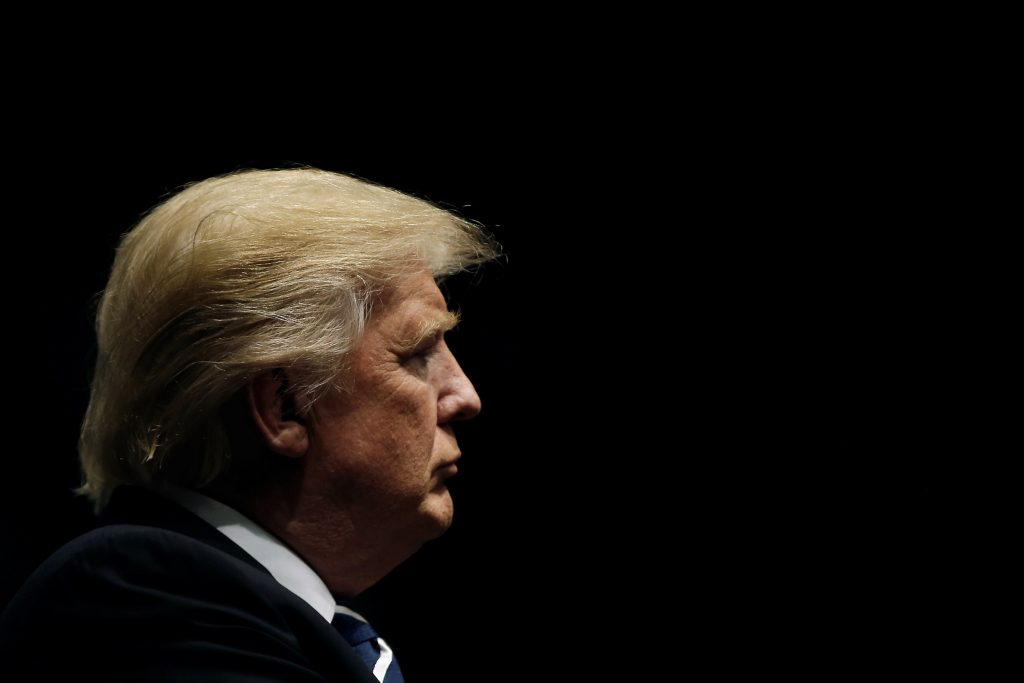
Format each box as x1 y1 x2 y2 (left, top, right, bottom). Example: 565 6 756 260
366 385 437 454
403 406 443 471
341 367 439 455
385 379 438 427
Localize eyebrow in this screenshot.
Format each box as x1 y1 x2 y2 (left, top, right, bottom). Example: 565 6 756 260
397 310 461 351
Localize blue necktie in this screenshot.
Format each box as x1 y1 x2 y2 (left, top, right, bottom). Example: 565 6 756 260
332 607 406 683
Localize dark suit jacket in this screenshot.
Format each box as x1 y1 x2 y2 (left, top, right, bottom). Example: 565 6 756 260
0 486 379 682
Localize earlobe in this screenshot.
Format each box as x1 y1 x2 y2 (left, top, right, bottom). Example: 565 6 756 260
247 370 310 458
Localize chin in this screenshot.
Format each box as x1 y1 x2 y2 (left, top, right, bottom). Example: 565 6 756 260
420 491 455 537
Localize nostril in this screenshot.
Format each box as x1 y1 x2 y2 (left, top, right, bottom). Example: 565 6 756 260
453 403 480 422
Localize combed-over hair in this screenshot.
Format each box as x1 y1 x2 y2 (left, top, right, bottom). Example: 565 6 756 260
78 168 497 512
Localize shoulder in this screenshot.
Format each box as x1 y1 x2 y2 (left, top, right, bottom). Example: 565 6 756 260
9 522 277 609
0 524 335 681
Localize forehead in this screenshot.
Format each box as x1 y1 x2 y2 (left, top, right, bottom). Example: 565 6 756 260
371 270 452 338
378 270 447 316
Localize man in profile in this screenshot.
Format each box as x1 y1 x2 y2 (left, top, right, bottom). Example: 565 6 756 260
0 168 497 681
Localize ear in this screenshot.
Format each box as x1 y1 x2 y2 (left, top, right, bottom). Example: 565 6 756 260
246 370 310 459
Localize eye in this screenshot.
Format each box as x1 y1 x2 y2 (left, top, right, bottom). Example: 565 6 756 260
402 333 442 367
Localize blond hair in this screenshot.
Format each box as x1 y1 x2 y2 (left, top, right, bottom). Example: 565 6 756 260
78 168 497 511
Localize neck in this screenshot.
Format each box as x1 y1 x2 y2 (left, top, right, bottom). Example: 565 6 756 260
207 481 416 597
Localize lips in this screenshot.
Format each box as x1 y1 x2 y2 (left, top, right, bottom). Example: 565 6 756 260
435 455 461 478
431 463 458 491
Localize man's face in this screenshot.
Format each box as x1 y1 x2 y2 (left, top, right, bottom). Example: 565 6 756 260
306 268 482 555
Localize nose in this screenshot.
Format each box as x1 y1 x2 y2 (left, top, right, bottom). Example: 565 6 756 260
437 350 482 424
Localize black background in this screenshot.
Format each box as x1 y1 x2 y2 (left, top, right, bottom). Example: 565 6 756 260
0 134 997 677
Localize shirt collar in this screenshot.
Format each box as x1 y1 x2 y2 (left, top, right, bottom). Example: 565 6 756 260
159 487 336 623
